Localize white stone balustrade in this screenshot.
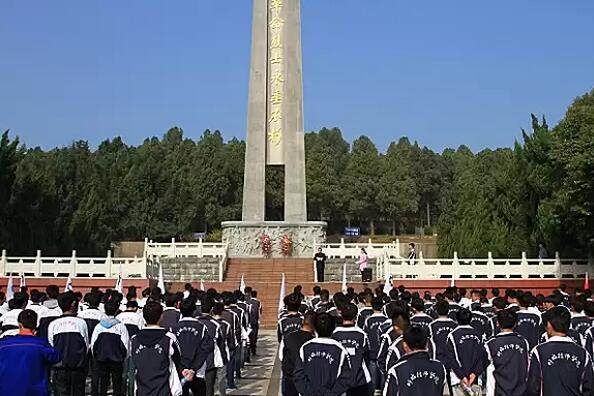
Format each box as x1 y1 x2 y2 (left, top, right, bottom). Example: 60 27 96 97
316 238 401 260
144 238 228 259
0 249 145 278
384 251 592 280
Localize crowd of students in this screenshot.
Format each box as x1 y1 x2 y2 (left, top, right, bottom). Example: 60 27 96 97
0 283 261 396
278 284 594 396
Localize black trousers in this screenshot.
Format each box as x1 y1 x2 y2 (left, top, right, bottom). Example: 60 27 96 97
316 263 325 282
92 361 124 396
183 378 206 396
282 376 299 396
347 382 373 396
54 367 87 396
204 369 216 396
249 324 259 354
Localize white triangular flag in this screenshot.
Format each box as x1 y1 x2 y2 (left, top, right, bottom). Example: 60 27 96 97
64 275 73 292
19 273 26 288
200 279 205 291
383 273 393 294
341 263 348 293
278 273 286 314
6 274 14 301
157 260 165 294
115 261 123 294
240 274 246 294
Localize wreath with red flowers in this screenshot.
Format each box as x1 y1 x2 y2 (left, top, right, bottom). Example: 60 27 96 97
281 234 293 256
259 234 272 257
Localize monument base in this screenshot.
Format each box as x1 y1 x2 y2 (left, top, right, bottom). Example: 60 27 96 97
221 221 327 258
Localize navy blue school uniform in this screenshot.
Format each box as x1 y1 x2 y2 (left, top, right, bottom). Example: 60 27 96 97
90 317 129 363
527 336 594 396
428 318 457 367
470 311 491 339
424 302 436 319
490 314 502 338
410 313 433 333
172 317 214 377
79 308 105 341
228 305 246 345
331 325 372 391
277 313 303 342
540 328 585 347
280 330 315 396
130 327 183 396
161 307 181 332
377 328 399 377
363 313 387 361
196 314 226 371
384 334 436 374
585 325 594 357
445 325 487 385
363 312 388 390
47 315 90 369
447 303 462 322
246 297 261 353
222 308 240 351
571 314 592 335
382 351 446 396
485 332 529 396
294 338 352 396
309 296 321 309
357 307 374 329
515 311 542 350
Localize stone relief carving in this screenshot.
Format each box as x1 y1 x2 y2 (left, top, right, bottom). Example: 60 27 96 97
222 223 326 257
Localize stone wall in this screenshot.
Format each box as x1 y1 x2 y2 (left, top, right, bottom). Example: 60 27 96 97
159 257 221 282
323 258 378 282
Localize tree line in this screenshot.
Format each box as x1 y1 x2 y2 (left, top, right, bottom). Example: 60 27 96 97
1 90 593 258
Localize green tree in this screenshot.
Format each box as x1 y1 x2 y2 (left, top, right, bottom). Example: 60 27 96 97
341 136 381 234
376 138 418 235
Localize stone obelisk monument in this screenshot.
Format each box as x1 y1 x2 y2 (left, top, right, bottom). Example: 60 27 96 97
222 0 326 257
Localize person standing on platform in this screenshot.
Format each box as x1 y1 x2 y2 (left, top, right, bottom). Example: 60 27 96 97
313 248 327 283
407 243 417 265
357 249 369 282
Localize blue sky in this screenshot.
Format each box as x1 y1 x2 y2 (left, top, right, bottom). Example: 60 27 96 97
1 0 593 152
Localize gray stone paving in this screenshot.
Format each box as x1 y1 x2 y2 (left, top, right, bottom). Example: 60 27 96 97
227 330 278 396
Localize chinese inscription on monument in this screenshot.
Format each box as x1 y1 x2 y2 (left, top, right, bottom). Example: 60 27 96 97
267 0 285 164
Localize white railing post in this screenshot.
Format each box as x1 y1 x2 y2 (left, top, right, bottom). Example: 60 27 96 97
171 238 176 257
418 250 424 266
452 252 459 278
339 238 346 259
0 249 6 275
35 250 42 277
106 250 113 277
487 252 494 266
521 252 528 266
395 239 400 258
143 237 149 261
555 251 561 266
198 238 204 258
70 250 77 276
